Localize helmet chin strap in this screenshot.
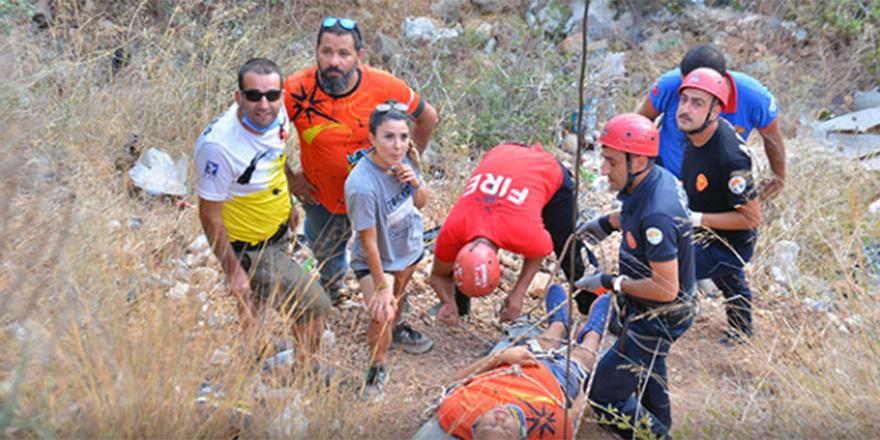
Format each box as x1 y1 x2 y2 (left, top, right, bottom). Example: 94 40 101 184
622 154 655 196
685 96 719 135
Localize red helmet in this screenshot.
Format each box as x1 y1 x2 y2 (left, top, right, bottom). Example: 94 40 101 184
453 240 501 297
678 67 729 112
598 113 660 157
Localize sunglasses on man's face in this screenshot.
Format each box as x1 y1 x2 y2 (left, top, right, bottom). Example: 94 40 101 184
322 17 361 38
241 89 282 102
375 102 409 113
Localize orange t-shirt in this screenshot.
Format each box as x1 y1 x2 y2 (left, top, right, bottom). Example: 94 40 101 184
438 363 574 440
283 65 423 214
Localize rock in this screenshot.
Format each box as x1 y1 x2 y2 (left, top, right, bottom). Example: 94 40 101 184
471 0 498 14
744 61 771 77
868 198 880 218
432 0 463 23
854 87 880 111
404 17 437 44
189 233 210 254
107 220 122 232
30 0 52 30
527 272 552 298
269 394 310 438
586 0 616 40
374 33 401 62
558 33 607 55
168 282 190 300
191 267 220 285
561 133 578 155
644 30 681 56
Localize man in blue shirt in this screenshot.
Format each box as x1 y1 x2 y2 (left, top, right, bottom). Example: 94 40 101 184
637 44 786 199
576 113 696 438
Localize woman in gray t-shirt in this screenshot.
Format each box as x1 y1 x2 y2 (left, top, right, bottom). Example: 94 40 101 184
344 101 434 402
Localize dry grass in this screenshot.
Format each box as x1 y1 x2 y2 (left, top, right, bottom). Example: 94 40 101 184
1 0 879 438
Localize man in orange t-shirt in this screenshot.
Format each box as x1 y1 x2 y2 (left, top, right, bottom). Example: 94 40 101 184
283 17 437 304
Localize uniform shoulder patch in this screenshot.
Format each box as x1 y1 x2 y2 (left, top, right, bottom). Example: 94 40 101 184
728 175 747 195
646 227 663 245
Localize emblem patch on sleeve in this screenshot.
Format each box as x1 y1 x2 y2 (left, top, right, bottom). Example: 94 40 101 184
728 175 747 195
646 227 663 245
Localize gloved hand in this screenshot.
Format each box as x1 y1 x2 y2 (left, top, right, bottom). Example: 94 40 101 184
577 215 614 244
575 272 614 295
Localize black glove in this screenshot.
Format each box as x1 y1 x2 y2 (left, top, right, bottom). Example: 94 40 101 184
577 214 614 244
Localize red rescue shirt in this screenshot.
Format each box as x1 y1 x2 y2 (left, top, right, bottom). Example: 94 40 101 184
434 143 563 263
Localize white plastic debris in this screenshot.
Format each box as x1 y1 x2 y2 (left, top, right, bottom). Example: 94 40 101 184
128 148 188 196
771 240 800 286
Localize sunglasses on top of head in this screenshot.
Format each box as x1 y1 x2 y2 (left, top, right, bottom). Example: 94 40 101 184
241 89 282 102
322 17 361 39
375 102 409 113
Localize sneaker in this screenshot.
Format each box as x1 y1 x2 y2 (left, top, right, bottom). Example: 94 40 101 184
545 284 569 329
358 363 387 402
327 284 347 307
390 323 434 354
717 330 749 346
576 293 611 344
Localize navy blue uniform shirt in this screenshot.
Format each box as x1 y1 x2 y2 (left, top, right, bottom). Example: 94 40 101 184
681 119 758 247
618 166 696 308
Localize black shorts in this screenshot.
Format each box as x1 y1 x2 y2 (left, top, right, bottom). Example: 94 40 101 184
353 250 425 280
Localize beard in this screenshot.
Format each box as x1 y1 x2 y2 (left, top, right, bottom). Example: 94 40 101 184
318 60 358 95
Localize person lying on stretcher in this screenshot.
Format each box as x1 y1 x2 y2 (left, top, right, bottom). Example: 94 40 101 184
413 285 612 440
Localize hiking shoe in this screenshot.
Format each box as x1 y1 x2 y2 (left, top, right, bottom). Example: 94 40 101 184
327 284 347 307
390 323 434 354
358 363 387 402
545 284 569 328
717 330 749 346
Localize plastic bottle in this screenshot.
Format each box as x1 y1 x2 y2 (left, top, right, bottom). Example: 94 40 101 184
262 349 295 373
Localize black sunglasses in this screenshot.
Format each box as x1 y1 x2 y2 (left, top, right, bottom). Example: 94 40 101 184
241 89 282 102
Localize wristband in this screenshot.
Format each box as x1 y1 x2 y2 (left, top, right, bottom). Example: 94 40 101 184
613 275 629 293
598 214 615 235
691 212 704 228
375 284 390 291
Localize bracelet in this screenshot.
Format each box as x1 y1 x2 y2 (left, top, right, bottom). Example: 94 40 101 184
613 275 629 293
375 284 390 291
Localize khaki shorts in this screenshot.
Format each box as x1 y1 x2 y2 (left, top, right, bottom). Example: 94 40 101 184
237 236 331 323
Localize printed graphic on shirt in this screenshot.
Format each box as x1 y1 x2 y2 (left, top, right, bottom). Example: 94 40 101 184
626 230 637 249
696 173 709 192
646 227 663 245
728 175 747 195
284 65 421 214
204 161 219 178
462 173 531 206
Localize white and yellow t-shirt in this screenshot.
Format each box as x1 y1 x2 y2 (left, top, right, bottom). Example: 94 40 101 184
194 103 292 244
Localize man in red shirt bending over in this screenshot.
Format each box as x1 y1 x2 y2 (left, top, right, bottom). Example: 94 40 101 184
431 143 596 324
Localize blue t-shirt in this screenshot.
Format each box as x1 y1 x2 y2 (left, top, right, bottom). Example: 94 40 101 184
649 68 779 178
618 166 696 307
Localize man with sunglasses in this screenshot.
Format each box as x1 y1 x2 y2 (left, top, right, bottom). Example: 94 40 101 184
283 17 437 309
195 58 331 370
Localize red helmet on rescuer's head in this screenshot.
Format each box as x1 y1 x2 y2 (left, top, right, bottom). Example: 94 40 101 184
678 67 730 112
598 113 660 157
453 240 501 298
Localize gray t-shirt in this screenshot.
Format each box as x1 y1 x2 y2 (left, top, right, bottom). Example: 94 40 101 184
345 154 424 273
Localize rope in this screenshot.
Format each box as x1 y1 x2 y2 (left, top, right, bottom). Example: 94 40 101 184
633 337 663 439
565 1 592 437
